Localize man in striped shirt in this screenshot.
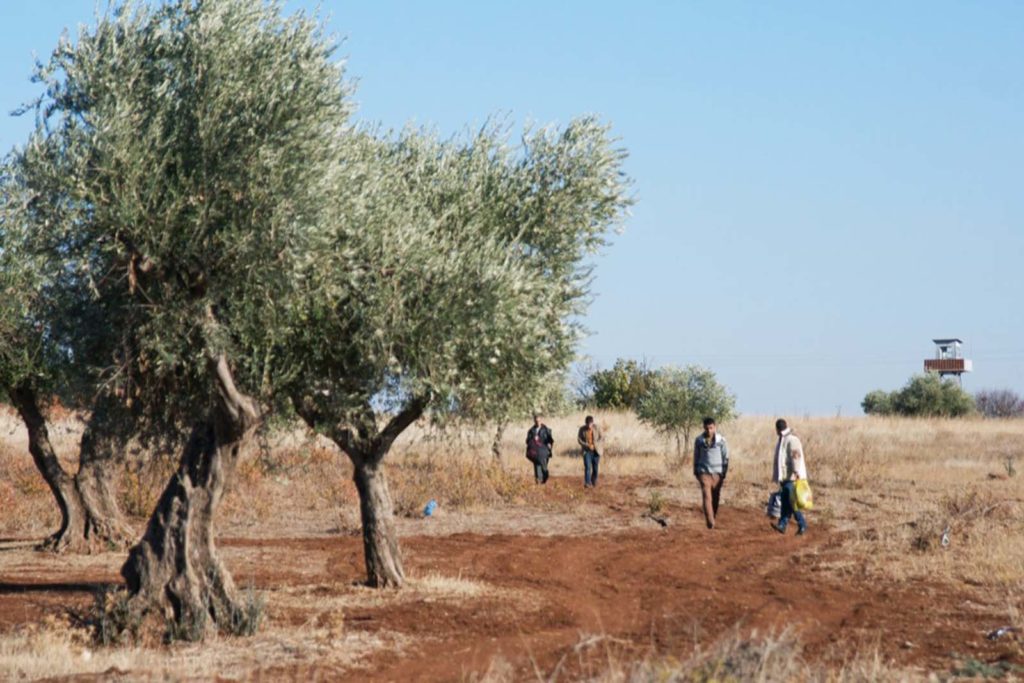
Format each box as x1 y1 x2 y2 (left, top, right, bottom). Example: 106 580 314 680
693 416 729 529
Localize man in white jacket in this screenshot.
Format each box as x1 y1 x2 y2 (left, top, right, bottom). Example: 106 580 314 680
771 418 808 536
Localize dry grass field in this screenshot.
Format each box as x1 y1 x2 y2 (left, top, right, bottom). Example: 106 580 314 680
1 408 1023 681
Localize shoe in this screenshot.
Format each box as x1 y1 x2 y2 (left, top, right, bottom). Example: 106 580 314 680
796 527 806 536
707 521 715 530
771 522 787 534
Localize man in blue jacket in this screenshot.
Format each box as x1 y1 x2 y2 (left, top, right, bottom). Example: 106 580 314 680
693 416 729 529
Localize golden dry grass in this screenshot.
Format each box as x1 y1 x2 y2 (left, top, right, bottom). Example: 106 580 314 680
0 607 409 681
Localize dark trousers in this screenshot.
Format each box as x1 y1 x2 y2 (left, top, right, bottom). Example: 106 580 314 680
533 460 549 484
697 473 724 528
583 450 600 486
778 481 807 530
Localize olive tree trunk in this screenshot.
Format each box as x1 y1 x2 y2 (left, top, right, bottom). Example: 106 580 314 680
351 454 404 588
74 396 134 548
7 385 131 553
491 421 506 460
120 356 259 637
307 397 425 589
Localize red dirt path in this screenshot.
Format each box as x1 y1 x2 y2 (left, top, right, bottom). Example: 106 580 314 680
318 512 1008 680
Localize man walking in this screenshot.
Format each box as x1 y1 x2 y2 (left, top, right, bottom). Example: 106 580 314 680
693 417 728 529
577 415 601 488
771 418 808 536
526 414 554 484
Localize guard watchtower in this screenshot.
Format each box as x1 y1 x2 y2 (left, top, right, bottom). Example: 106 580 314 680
924 338 972 386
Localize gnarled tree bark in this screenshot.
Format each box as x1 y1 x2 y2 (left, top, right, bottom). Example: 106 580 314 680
7 385 132 553
120 355 260 637
74 395 134 548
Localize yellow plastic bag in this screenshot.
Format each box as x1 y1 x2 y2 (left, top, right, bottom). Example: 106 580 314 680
794 479 814 510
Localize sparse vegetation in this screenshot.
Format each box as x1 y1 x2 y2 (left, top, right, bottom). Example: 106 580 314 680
976 388 1024 418
646 489 666 516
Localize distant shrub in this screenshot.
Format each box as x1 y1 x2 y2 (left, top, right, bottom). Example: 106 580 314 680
862 374 974 418
975 388 1024 418
861 389 893 416
580 358 656 410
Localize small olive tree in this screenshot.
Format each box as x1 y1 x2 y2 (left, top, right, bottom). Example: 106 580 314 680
637 365 737 455
280 120 632 588
11 0 351 634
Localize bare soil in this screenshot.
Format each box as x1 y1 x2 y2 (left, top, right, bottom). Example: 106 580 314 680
1 475 1018 681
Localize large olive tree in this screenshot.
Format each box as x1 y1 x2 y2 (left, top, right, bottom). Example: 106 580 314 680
281 121 632 587
9 0 351 633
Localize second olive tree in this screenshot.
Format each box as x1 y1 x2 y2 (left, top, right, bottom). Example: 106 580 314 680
637 365 737 456
279 121 632 588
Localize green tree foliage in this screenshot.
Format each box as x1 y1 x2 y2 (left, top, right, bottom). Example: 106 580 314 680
583 358 656 410
280 119 631 430
8 0 351 439
636 365 737 454
861 374 975 417
0 160 56 394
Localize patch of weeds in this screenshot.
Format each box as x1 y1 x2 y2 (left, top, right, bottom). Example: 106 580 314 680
90 586 142 646
677 630 805 682
647 490 666 516
909 516 948 552
164 604 208 643
226 586 266 637
951 655 1022 678
1006 455 1017 478
832 457 870 489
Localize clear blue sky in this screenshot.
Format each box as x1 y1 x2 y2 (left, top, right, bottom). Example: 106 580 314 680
2 1 1022 416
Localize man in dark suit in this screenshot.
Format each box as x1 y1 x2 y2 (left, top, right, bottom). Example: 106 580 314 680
526 413 554 484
